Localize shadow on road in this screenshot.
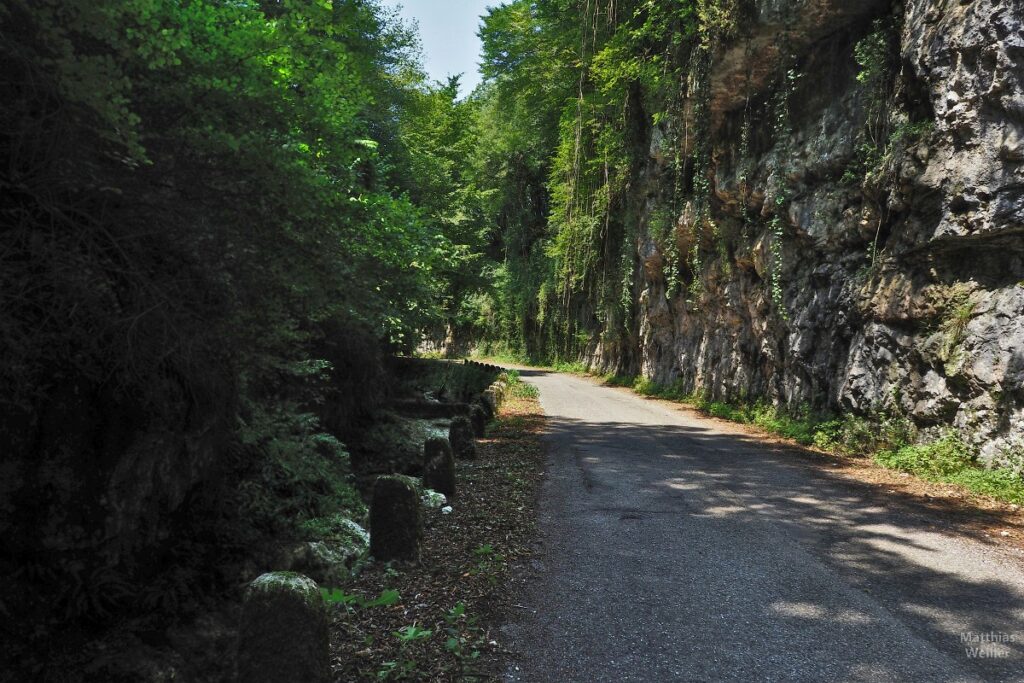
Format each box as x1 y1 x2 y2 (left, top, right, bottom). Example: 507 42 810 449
534 412 1024 680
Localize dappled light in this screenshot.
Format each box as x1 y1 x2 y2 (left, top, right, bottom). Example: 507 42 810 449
506 371 1024 680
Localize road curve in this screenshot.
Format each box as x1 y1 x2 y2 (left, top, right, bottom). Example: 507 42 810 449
502 369 1024 682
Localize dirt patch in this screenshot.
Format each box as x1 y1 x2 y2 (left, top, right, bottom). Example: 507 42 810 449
329 391 547 681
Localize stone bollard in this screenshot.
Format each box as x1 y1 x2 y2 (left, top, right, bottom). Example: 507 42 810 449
423 437 456 499
469 403 488 437
475 394 494 419
481 388 498 414
237 572 330 683
369 476 423 562
449 416 476 460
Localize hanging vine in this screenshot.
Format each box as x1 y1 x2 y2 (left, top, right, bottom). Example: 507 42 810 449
738 39 756 241
766 66 799 320
660 84 687 300
686 43 713 303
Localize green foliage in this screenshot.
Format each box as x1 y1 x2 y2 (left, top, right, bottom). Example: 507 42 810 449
743 404 816 444
500 370 541 398
763 67 800 320
474 350 587 376
890 118 935 147
394 625 433 642
549 358 591 374
943 299 976 353
1 0 495 408
443 602 483 666
633 376 661 396
854 20 896 147
945 469 1024 506
236 402 365 533
321 586 401 612
846 18 913 203
602 374 637 387
378 623 434 680
632 376 693 401
464 1 752 355
812 415 889 454
768 214 787 315
870 430 1024 505
469 1 749 361
468 542 506 584
618 373 913 450
875 431 973 477
675 397 823 445
841 140 883 186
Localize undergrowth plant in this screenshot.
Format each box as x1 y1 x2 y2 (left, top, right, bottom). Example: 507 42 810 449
875 431 973 477
500 369 540 399
443 602 484 673
854 19 896 159
236 400 366 535
321 587 401 612
940 296 976 369
469 543 507 585
378 624 434 680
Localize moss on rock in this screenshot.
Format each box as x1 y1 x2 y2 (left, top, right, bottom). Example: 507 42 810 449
299 513 370 549
421 489 448 508
481 389 498 414
238 572 330 683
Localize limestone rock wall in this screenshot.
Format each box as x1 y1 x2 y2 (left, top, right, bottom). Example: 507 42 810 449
629 0 1024 463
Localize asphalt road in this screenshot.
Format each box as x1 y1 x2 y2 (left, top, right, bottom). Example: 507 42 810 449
502 370 1024 682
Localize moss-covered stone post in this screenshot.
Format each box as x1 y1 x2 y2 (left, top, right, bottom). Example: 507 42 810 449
423 436 456 498
237 572 330 683
470 403 488 437
369 475 423 562
449 415 476 460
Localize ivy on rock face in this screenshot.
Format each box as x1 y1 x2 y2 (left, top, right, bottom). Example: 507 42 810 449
468 0 744 363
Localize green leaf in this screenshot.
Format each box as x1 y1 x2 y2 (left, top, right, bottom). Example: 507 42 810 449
364 588 401 607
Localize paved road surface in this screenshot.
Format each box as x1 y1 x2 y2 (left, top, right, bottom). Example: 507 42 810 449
502 370 1024 682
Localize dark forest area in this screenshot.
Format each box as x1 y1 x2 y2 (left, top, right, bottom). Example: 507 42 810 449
0 0 498 677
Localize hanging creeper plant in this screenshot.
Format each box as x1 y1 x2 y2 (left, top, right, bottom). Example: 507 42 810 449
765 67 799 321
686 43 713 303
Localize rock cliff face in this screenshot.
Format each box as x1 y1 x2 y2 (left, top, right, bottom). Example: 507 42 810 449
624 0 1024 463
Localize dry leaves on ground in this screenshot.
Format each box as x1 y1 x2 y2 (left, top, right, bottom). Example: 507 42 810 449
330 393 546 682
